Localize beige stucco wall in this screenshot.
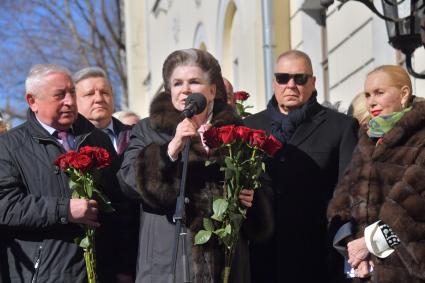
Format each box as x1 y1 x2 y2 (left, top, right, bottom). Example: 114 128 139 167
124 0 149 117
124 0 291 118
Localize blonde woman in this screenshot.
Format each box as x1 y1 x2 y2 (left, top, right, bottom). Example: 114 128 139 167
328 65 425 282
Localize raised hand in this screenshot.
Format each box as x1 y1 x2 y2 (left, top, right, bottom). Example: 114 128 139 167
168 118 199 159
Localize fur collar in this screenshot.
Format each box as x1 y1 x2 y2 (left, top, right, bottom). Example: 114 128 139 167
149 91 242 135
358 101 425 160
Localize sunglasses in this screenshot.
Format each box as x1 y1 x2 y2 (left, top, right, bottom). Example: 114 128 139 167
274 73 312 85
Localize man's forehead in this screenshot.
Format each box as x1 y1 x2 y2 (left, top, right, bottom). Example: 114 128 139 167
41 73 73 88
276 57 312 73
76 77 112 89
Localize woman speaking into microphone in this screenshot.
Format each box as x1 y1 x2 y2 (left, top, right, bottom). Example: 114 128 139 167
118 48 272 282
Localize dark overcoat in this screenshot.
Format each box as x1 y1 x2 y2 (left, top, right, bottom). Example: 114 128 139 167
244 102 359 283
0 110 117 283
118 91 273 283
95 117 139 281
328 101 425 283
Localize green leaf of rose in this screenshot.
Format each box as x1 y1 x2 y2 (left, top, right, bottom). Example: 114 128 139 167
212 198 228 221
194 230 212 245
214 224 231 239
236 103 244 115
224 168 235 180
224 157 236 171
79 236 90 249
203 218 214 231
85 179 93 198
224 223 231 234
213 228 228 238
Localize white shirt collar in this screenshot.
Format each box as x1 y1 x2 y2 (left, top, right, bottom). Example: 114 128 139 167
104 120 115 135
36 116 60 135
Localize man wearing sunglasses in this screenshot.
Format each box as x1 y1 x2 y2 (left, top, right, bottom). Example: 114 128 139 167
245 50 359 283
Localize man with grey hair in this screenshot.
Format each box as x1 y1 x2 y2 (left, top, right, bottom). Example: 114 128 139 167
245 50 359 283
112 110 140 126
74 66 139 282
0 64 117 282
74 67 132 154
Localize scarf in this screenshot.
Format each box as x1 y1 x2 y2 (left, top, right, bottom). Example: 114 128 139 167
367 106 412 138
266 91 318 144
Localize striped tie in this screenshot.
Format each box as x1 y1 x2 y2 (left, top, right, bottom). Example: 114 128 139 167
57 130 75 152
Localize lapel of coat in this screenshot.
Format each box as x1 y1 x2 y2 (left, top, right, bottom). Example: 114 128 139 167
112 117 131 155
289 106 327 147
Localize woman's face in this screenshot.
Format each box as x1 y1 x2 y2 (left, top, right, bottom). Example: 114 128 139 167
364 71 410 117
169 65 216 112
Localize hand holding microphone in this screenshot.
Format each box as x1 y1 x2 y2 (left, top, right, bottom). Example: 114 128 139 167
168 93 207 159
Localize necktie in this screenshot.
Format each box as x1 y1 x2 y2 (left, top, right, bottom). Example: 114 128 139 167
57 130 75 152
116 130 130 155
104 128 117 151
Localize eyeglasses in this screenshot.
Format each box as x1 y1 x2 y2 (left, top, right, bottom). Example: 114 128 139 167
274 73 312 85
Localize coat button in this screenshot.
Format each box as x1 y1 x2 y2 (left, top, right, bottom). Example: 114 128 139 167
60 217 67 224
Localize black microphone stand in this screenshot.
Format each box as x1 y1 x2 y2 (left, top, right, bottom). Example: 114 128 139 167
171 138 191 283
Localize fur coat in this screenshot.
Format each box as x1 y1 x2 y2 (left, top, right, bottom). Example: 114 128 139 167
125 91 273 282
327 101 425 283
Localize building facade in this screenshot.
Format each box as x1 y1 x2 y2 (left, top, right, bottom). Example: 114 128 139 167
125 0 425 117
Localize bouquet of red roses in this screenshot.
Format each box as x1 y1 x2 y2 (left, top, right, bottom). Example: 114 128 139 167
194 125 282 282
54 146 114 283
234 91 253 117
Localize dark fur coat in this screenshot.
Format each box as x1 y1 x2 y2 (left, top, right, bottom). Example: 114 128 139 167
133 92 273 282
328 101 425 283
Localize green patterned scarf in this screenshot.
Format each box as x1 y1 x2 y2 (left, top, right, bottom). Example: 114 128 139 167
367 107 412 138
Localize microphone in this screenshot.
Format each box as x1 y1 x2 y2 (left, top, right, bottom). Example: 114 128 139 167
182 93 207 118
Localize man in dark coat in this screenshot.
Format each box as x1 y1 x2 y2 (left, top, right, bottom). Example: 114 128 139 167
74 66 139 283
0 64 117 282
244 50 359 283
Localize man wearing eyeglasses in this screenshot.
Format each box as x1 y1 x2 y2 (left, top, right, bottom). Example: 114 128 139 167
245 50 359 283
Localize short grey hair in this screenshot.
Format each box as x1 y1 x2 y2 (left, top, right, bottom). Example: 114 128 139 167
25 64 72 95
73 66 109 84
112 110 140 121
276 50 314 74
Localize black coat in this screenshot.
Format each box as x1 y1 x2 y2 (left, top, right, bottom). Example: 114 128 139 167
95 117 139 281
118 92 273 283
0 109 117 283
244 102 359 283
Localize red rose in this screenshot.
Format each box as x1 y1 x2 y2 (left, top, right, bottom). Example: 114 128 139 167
93 148 111 168
234 91 250 101
261 135 283 156
249 129 267 148
235 126 252 143
54 151 78 170
79 146 111 168
203 127 221 149
69 153 94 173
219 125 237 144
